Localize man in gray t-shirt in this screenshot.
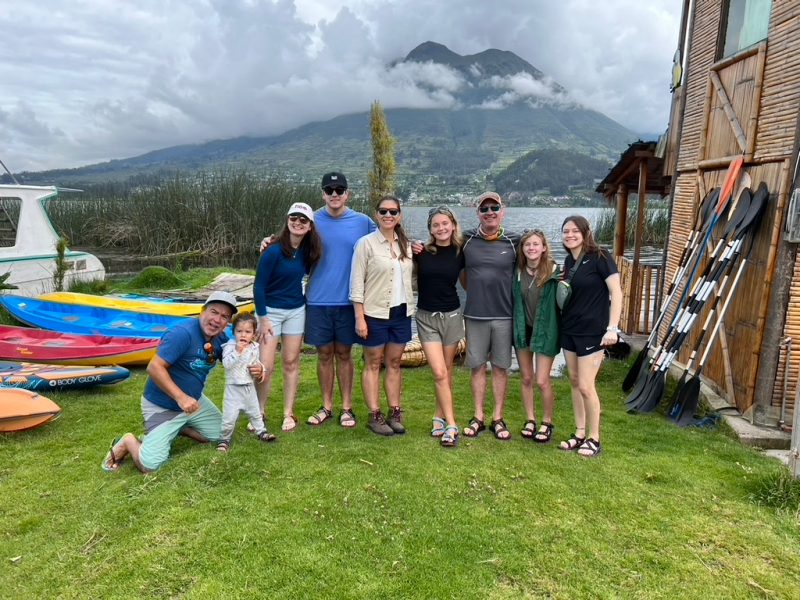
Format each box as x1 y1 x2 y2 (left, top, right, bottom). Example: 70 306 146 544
461 192 520 441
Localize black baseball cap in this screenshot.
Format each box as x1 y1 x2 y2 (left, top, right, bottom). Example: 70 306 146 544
321 172 348 189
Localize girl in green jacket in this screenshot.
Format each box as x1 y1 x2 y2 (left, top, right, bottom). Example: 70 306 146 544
512 230 561 443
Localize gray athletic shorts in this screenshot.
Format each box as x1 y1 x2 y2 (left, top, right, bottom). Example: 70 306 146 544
415 308 464 347
464 318 512 369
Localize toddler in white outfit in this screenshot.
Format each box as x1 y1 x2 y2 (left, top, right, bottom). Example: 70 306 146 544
218 313 275 451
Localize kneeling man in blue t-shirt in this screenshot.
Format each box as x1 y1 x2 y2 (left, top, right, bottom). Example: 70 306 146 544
101 291 263 473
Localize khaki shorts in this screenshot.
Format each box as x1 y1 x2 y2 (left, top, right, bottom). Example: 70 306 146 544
415 308 465 347
464 318 512 369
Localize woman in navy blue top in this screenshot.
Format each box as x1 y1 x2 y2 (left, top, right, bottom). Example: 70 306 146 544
254 202 321 433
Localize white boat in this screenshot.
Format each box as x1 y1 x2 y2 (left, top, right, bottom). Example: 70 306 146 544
0 185 105 296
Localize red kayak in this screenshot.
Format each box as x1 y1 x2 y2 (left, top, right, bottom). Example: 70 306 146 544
0 325 158 367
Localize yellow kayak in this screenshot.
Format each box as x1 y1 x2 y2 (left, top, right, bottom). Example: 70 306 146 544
39 292 254 316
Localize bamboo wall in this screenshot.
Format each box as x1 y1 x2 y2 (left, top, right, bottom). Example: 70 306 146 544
675 0 722 172
662 0 800 414
754 1 800 162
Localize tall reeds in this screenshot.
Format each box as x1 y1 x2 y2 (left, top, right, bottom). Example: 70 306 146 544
47 171 322 267
594 203 669 247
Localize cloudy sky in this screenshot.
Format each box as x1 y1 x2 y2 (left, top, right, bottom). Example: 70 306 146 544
0 0 682 172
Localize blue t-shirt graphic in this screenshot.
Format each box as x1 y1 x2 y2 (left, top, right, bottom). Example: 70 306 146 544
143 319 228 411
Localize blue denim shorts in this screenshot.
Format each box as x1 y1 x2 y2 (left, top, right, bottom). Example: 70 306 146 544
304 304 360 347
363 304 412 347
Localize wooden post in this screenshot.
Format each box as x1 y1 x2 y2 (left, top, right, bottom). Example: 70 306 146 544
749 159 792 419
626 159 648 333
614 184 628 257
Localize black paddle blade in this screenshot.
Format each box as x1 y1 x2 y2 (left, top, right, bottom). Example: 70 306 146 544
625 367 654 410
666 370 688 410
723 187 752 236
635 371 666 413
700 188 720 226
739 182 768 236
670 376 701 424
622 345 648 392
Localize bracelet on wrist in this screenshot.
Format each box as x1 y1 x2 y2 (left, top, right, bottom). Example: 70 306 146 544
606 326 620 333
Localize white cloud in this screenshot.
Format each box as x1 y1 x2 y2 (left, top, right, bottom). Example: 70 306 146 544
0 0 681 171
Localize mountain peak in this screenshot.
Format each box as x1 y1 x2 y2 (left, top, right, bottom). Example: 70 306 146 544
402 41 565 105
404 41 462 64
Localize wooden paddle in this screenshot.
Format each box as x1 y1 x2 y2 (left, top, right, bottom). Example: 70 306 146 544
622 188 719 392
631 186 761 414
669 182 769 423
627 178 757 413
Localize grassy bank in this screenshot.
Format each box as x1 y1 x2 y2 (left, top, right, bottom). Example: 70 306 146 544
1 355 799 598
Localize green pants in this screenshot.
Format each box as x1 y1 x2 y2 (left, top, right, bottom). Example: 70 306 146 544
138 394 221 471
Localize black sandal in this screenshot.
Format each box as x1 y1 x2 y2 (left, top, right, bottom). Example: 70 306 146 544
533 421 554 444
577 438 602 458
257 430 277 443
489 419 511 441
520 419 537 440
462 417 485 438
559 432 585 451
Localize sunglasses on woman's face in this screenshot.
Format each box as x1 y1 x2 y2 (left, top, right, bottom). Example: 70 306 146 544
323 186 347 196
377 208 400 216
288 215 310 224
478 204 501 213
428 205 454 217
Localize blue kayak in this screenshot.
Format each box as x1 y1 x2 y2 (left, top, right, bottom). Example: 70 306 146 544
0 295 189 338
0 360 130 391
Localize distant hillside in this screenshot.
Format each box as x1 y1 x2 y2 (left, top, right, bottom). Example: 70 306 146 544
10 42 635 198
493 149 613 198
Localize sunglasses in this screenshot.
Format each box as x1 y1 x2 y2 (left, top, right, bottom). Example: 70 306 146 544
288 215 310 224
428 205 454 217
478 204 502 213
203 342 216 365
377 208 400 216
323 186 347 196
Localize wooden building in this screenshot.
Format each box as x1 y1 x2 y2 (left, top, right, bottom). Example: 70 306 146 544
596 140 670 334
646 0 800 426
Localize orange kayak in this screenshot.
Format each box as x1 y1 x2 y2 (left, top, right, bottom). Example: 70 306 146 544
0 388 61 432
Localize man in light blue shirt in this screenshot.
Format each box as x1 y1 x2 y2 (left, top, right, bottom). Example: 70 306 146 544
304 172 375 428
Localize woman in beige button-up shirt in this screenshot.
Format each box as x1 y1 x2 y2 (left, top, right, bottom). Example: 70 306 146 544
349 196 415 436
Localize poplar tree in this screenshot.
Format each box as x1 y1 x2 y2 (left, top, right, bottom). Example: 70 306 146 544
368 101 396 206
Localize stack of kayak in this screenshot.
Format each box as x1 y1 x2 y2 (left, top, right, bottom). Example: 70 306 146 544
0 292 201 433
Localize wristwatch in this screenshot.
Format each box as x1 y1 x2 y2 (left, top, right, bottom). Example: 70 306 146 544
606 326 620 333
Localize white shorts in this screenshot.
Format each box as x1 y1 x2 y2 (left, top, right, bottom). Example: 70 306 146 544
265 305 305 336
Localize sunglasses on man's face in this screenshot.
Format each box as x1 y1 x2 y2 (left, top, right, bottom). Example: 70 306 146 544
323 186 347 196
377 208 400 216
478 204 502 213
203 342 216 365
288 215 310 224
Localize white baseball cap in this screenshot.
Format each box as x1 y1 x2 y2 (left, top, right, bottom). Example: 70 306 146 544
287 202 314 222
203 291 238 315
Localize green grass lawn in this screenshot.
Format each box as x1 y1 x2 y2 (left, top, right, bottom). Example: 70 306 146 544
1 357 799 599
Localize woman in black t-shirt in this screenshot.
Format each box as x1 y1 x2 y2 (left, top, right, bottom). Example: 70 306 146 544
413 206 465 447
558 215 622 458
